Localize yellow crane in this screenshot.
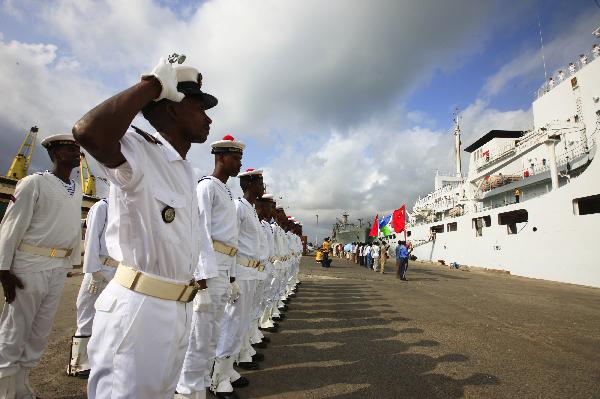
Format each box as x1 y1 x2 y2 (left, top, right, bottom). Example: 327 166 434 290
79 152 96 196
6 126 38 180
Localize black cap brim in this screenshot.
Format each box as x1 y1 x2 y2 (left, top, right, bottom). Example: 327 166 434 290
178 82 218 110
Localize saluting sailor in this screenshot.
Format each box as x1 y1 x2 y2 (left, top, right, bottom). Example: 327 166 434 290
73 57 216 399
0 134 82 398
177 135 243 399
67 197 118 379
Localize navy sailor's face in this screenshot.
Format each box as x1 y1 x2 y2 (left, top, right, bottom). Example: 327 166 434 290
178 96 212 144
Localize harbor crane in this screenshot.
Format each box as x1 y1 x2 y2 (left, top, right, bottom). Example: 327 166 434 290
79 152 97 196
6 126 38 180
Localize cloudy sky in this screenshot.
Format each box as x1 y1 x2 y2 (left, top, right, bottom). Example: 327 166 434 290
1 0 599 241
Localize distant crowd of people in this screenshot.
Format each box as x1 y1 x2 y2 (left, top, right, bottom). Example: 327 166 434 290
326 240 413 280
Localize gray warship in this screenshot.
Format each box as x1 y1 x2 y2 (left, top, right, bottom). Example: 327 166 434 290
331 213 370 243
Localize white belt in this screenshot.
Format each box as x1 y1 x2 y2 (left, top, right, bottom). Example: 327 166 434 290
18 242 73 258
99 256 119 268
212 240 238 257
236 255 265 272
113 264 198 303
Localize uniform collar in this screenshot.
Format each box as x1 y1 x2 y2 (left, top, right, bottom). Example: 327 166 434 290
154 132 184 163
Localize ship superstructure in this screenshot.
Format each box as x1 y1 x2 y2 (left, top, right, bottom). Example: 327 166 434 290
407 38 600 287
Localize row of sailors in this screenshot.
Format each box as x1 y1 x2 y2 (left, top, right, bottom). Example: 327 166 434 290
0 58 303 399
543 44 600 92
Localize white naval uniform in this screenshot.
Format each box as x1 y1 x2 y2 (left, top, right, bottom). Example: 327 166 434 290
0 172 81 388
259 220 277 329
271 223 288 316
87 131 202 399
75 199 115 337
216 197 261 380
236 205 269 364
177 176 238 395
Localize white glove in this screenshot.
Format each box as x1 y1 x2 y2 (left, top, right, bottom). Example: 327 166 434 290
193 289 212 312
87 271 107 295
227 281 241 304
141 57 185 103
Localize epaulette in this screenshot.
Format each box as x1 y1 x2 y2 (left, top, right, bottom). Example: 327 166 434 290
131 125 162 145
198 176 212 184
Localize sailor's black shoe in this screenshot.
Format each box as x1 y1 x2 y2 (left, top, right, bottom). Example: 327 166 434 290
215 391 239 399
231 376 250 388
252 352 265 362
237 361 260 370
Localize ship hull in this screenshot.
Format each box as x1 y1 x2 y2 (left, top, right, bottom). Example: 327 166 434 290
409 149 600 287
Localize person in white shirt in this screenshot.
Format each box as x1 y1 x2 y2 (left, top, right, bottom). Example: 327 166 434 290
216 168 265 386
0 134 82 398
371 242 380 271
569 62 577 75
547 77 555 90
593 44 600 58
557 70 565 82
73 59 215 399
580 54 588 66
67 198 118 378
364 244 372 268
178 136 244 399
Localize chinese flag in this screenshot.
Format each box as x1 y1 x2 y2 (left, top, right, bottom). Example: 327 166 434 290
392 205 406 233
369 215 379 237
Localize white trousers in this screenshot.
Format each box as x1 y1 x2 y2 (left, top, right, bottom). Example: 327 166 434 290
216 279 256 359
87 281 191 399
75 269 115 336
177 271 230 394
0 268 67 378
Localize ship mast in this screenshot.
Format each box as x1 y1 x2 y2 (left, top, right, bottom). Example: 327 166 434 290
453 108 462 177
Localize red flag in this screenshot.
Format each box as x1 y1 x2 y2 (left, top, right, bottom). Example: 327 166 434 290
392 205 406 233
369 215 379 237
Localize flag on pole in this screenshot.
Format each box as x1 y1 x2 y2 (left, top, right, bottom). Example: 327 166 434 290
392 205 406 233
369 215 379 237
378 214 393 237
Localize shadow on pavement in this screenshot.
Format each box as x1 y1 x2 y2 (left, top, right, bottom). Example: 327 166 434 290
245 279 500 398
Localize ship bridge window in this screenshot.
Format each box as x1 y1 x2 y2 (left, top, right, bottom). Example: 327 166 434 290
472 216 491 237
498 209 528 235
573 194 600 215
431 224 444 234
447 222 457 232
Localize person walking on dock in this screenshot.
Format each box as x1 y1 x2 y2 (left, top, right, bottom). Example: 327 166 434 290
396 241 410 281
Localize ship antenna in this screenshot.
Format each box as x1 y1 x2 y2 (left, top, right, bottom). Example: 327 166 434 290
537 13 548 81
453 107 462 177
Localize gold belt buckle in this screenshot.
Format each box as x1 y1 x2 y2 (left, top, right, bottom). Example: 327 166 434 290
179 281 199 302
49 248 57 257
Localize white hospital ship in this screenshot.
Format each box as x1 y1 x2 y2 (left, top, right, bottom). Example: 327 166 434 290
407 35 600 287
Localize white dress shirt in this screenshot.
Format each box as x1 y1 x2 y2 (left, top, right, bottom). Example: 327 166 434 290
196 176 238 279
0 172 81 272
98 131 201 283
235 197 262 280
82 199 114 274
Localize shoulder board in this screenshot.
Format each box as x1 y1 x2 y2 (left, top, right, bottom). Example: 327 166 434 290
198 176 212 184
131 125 162 145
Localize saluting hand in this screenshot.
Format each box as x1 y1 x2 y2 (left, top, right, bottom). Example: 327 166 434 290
142 57 185 103
0 270 24 304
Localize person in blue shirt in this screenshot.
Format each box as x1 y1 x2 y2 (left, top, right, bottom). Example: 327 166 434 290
395 241 410 281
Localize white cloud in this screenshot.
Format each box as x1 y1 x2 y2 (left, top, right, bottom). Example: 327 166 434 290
268 100 533 240
0 37 108 172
